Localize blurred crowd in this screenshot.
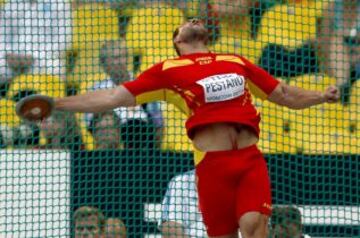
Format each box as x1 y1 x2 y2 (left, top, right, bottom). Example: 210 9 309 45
74 175 310 238
1 1 356 237
74 206 127 238
0 0 358 153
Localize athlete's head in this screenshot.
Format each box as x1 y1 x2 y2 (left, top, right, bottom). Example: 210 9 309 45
173 18 209 56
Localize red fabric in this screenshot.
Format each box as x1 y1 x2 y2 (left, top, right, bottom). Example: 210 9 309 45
123 52 280 138
195 145 272 236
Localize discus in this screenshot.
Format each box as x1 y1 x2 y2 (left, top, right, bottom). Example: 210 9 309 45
15 94 54 122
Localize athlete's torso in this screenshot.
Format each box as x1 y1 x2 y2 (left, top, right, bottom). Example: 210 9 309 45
159 53 260 151
159 53 260 138
123 52 279 154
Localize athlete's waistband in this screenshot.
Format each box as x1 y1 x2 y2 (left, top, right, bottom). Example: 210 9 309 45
203 144 260 156
194 144 261 166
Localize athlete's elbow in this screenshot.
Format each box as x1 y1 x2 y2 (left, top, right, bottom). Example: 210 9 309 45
111 86 136 107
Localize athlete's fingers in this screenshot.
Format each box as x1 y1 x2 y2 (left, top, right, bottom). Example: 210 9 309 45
324 86 340 103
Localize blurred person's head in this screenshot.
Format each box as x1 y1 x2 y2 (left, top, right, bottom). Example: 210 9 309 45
74 206 105 238
270 206 303 238
40 111 81 149
173 18 209 56
168 0 220 44
89 111 156 150
99 39 131 84
89 112 121 150
104 218 127 238
212 0 250 18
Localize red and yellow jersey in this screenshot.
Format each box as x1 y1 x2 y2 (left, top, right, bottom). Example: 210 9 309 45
123 52 279 139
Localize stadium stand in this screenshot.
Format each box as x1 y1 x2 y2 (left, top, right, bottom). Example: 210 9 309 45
1 1 359 237
67 3 120 88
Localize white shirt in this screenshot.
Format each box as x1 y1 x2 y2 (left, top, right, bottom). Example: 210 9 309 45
159 170 207 238
159 170 243 238
0 0 72 78
84 78 149 126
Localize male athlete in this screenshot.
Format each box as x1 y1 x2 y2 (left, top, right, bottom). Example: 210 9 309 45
54 19 339 238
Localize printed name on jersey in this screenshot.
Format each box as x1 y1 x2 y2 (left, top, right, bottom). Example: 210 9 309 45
196 73 245 102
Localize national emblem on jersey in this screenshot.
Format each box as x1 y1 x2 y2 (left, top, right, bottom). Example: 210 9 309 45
196 73 245 102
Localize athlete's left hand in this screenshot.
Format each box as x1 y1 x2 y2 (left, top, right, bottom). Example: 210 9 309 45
323 86 340 103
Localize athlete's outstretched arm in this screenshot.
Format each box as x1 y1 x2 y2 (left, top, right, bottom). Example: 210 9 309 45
55 85 136 113
267 82 340 109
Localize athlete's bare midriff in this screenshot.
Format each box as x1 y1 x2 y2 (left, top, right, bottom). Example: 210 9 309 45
192 122 259 152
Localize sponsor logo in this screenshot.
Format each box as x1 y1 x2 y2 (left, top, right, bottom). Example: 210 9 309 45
262 202 272 210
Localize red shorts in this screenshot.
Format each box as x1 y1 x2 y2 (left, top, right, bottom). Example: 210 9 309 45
195 145 272 236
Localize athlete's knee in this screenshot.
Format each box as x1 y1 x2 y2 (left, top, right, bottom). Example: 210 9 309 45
239 212 269 238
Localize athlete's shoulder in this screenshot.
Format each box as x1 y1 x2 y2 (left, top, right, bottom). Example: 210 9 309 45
162 57 195 71
213 53 247 65
137 61 165 77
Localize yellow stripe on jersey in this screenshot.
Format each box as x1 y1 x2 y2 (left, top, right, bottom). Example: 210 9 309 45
136 89 167 104
135 89 192 116
215 55 245 65
162 59 195 71
194 149 206 166
247 80 268 100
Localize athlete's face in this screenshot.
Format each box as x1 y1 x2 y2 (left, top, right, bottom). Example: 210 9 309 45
173 19 208 55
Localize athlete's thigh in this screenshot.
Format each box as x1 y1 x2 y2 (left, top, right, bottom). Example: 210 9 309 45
196 152 239 236
236 155 272 220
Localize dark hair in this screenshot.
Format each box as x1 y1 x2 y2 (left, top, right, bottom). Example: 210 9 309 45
74 206 106 231
120 118 156 149
271 206 302 228
173 28 180 41
173 28 181 56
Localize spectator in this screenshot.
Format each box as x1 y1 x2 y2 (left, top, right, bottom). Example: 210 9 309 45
212 0 252 40
317 0 360 97
0 98 23 148
39 110 82 150
74 206 105 238
210 0 261 63
159 169 208 238
104 217 127 238
163 0 220 45
85 39 163 149
257 0 323 78
269 206 311 238
6 73 82 149
66 2 120 89
0 0 72 85
124 0 185 70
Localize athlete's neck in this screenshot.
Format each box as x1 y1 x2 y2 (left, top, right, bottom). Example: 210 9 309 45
179 43 210 56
